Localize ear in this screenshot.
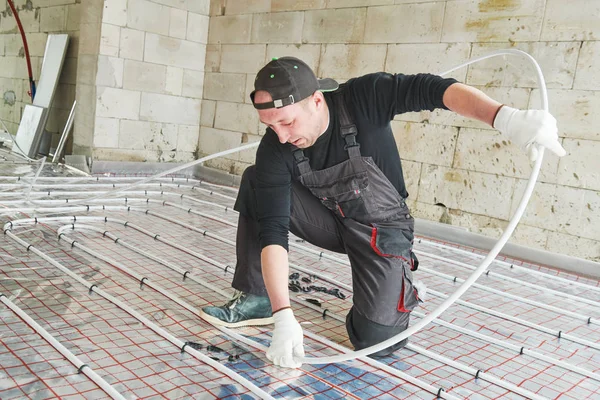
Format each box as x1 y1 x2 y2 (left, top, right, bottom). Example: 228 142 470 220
313 91 326 109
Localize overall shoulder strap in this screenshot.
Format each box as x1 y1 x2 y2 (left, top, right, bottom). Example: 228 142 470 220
333 86 361 158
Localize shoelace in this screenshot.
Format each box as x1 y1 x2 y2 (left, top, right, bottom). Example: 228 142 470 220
227 291 244 309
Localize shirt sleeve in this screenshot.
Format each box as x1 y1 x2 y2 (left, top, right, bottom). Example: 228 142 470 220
347 72 458 124
255 131 292 251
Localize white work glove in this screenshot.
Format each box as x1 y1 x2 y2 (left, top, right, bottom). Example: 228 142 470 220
493 106 566 162
266 308 304 368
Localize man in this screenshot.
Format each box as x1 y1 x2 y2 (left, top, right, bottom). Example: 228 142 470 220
200 57 566 368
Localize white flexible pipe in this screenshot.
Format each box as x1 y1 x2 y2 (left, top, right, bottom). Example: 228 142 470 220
0 183 235 203
404 342 547 400
302 330 463 400
0 294 127 400
422 266 596 324
301 49 550 363
53 229 365 400
0 175 237 194
279 221 600 325
11 175 595 295
14 184 592 305
24 156 45 204
425 288 600 351
64 142 259 205
7 196 595 327
128 209 598 382
16 175 586 321
409 307 600 381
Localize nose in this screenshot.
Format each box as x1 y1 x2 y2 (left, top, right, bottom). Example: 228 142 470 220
275 128 291 144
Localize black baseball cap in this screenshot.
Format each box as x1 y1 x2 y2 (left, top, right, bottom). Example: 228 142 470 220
250 57 339 110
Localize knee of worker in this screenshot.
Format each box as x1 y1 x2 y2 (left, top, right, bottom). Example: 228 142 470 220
346 307 410 359
234 165 258 217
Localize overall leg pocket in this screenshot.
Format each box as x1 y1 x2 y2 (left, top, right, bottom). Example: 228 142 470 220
370 223 413 262
370 223 419 314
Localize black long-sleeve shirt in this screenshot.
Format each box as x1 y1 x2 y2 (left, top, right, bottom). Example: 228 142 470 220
255 72 458 250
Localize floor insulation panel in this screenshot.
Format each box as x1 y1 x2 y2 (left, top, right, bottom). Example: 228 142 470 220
0 155 599 399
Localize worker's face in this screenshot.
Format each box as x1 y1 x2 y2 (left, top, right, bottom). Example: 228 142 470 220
255 91 326 149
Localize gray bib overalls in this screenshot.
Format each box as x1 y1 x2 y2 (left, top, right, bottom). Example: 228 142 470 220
232 89 420 357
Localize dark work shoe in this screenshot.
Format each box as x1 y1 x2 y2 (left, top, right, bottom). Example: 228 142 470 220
199 291 274 328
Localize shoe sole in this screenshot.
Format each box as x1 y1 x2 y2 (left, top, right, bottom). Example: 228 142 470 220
199 310 274 328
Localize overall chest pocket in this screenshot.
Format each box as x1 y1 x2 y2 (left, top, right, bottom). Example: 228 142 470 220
302 169 374 218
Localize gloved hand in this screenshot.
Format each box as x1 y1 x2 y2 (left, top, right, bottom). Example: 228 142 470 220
493 106 567 162
266 308 304 368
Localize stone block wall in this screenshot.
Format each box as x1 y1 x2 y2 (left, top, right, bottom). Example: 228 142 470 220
0 0 80 150
75 0 210 163
202 0 600 261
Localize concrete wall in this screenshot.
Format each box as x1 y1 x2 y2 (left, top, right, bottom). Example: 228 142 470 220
74 0 210 163
0 0 79 150
202 0 600 261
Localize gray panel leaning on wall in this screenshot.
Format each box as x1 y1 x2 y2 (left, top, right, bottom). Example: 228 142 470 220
14 34 69 159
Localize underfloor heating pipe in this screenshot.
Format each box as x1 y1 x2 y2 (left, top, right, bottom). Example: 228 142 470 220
6 189 599 309
0 213 555 398
7 182 599 301
0 294 126 400
73 214 599 382
8 215 598 388
8 187 598 304
93 213 597 383
0 183 235 205
0 175 236 195
153 208 600 351
53 227 357 400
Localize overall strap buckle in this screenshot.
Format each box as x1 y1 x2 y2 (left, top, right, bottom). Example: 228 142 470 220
341 125 360 158
335 89 361 154
292 148 308 163
342 129 359 150
292 148 312 175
